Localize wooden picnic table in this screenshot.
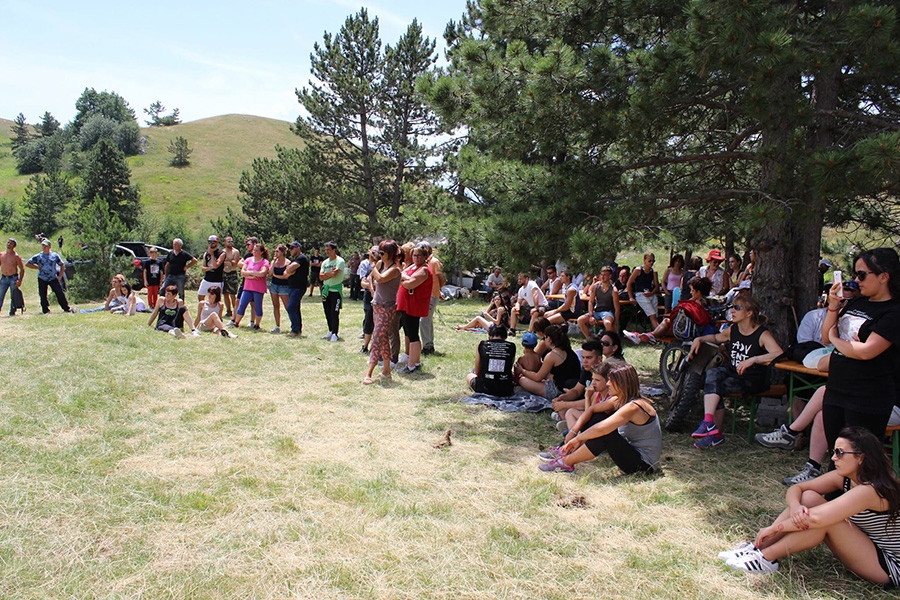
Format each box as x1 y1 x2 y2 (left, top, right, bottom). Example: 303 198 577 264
773 359 828 400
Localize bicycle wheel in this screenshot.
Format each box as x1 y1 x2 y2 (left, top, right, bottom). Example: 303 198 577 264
659 341 685 394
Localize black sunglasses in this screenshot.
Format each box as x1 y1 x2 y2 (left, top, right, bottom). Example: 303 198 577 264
732 305 745 311
832 447 863 459
600 340 612 347
855 269 879 281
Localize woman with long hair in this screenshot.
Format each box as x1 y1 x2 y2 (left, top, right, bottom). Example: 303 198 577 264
539 363 661 474
821 247 900 452
455 290 512 331
363 240 402 384
514 324 581 400
721 426 900 584
268 244 290 333
690 293 783 448
662 254 685 312
600 331 626 363
193 285 237 338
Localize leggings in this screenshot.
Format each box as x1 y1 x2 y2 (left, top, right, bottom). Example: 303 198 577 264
402 312 421 343
369 302 397 366
582 412 653 475
322 290 342 335
237 290 264 317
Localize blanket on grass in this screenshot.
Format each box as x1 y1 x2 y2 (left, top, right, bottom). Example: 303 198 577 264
460 390 552 413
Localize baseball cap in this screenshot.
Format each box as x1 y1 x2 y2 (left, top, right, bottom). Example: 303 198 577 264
208 235 219 242
521 332 538 347
40 238 51 246
289 241 302 249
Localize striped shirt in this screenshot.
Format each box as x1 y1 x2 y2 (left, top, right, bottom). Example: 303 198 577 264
844 477 900 586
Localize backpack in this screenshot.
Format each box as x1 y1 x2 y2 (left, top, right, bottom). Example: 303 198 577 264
671 309 698 340
10 286 25 314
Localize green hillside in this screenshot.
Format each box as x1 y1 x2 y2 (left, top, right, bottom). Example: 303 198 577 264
0 114 305 231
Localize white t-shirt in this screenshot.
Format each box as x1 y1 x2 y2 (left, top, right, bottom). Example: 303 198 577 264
518 280 548 308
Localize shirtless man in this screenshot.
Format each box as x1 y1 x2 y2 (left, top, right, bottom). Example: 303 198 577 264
222 236 241 317
0 238 25 316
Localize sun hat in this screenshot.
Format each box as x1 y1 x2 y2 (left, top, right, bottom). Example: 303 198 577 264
705 249 724 262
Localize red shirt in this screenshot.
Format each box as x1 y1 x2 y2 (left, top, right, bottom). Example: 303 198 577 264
397 264 433 317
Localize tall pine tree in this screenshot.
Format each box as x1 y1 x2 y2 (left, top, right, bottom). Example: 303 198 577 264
81 138 142 230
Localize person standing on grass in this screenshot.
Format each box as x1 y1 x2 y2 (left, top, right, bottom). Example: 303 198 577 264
0 238 25 316
268 244 291 333
348 251 362 301
143 246 163 309
358 245 379 354
418 241 445 356
197 235 226 323
720 426 900 582
308 248 323 297
284 241 309 338
538 362 661 475
26 238 74 314
362 240 403 384
221 236 241 318
161 238 197 300
319 242 345 342
395 244 433 374
231 243 269 331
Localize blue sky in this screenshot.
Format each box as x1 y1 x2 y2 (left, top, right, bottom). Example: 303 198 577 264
1 0 466 125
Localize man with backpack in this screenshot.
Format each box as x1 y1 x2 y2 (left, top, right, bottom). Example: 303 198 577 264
0 238 25 316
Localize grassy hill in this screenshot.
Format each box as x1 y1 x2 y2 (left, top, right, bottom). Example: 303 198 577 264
0 114 305 231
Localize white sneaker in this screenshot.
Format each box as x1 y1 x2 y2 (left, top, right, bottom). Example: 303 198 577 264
225 329 238 339
718 542 755 562
172 328 185 338
623 330 641 345
270 326 280 334
782 462 822 486
756 424 797 450
398 353 409 365
191 329 201 337
726 548 778 573
322 332 334 340
329 333 339 342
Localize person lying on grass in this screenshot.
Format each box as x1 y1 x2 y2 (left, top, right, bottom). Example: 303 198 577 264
538 362 661 475
720 426 900 584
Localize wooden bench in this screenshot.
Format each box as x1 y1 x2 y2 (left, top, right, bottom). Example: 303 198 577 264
727 384 788 442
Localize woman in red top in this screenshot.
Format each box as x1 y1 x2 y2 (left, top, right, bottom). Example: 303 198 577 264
396 244 433 374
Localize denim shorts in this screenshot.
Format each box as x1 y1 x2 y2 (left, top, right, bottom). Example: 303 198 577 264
269 282 291 296
593 310 615 321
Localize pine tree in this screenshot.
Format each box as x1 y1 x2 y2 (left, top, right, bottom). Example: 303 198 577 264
81 138 142 230
10 113 30 150
21 171 73 235
167 136 192 166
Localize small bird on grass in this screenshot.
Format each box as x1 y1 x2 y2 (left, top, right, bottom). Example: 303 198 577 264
433 429 452 448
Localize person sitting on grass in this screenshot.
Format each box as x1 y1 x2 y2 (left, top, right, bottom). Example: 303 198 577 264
538 362 661 475
515 331 542 373
720 426 900 583
550 360 616 444
624 276 713 345
544 269 583 326
600 331 627 364
192 285 237 338
550 338 605 426
455 290 511 331
690 293 784 449
147 285 196 338
577 265 620 337
514 324 581 400
111 283 146 315
466 324 517 397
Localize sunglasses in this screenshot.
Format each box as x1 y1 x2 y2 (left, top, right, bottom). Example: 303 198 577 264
855 269 879 281
647 259 655 263
600 340 613 347
832 447 863 459
732 305 745 312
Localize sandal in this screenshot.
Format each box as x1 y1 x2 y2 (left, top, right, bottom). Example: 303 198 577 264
362 376 374 385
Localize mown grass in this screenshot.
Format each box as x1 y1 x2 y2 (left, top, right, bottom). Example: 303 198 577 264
0 276 892 599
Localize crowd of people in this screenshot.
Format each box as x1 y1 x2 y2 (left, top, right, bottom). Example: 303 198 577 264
5 232 900 587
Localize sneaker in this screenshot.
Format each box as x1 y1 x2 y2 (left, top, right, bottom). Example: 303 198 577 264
693 433 725 449
556 420 568 433
726 548 779 573
171 328 185 339
360 346 369 354
220 329 230 338
286 332 301 338
551 412 562 422
755 424 797 450
782 462 822 486
329 333 340 342
249 323 260 331
422 347 436 356
623 330 641 345
508 328 518 337
718 542 756 562
691 420 720 438
224 311 233 318
228 320 237 328
358 333 365 339
538 457 575 473
191 329 201 337
398 364 420 375
225 330 238 339
537 447 562 461
322 332 334 340
270 326 280 334
398 353 409 365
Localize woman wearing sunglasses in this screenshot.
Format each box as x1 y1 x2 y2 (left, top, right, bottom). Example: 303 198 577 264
821 248 900 452
721 426 900 583
690 293 784 448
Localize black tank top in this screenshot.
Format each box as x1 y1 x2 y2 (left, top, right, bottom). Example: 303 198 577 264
633 268 654 293
729 324 767 384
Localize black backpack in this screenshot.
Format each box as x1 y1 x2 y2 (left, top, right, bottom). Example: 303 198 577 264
10 287 25 314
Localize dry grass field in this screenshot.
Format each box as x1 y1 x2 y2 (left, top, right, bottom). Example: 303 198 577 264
0 266 893 599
